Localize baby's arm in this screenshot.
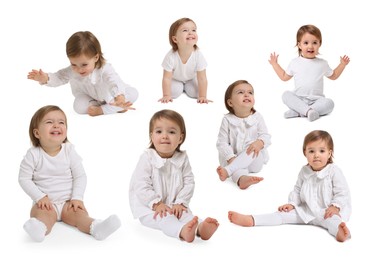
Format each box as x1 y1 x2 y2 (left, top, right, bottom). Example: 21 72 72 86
27 69 49 84
197 69 212 104
159 70 173 103
328 55 350 80
269 52 292 81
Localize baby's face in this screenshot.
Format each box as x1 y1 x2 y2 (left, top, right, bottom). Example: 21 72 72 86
298 33 321 59
69 54 99 77
304 139 332 171
172 21 198 48
150 118 183 158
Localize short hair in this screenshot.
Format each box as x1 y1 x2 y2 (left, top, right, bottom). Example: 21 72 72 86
66 31 106 69
296 25 322 56
29 105 68 147
149 109 186 152
303 130 334 164
224 80 256 115
169 18 198 52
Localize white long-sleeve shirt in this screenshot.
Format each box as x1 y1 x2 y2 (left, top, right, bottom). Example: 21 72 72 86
18 143 87 203
216 112 271 166
129 149 195 219
288 163 351 223
46 63 131 103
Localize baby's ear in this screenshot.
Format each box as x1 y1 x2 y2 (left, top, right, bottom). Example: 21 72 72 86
33 129 40 139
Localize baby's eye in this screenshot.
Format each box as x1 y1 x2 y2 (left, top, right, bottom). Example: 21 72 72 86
192 29 197 32
59 121 65 125
155 130 162 134
169 131 177 134
82 64 88 67
303 41 309 45
320 149 326 153
182 29 188 32
313 41 319 45
248 91 253 95
237 90 244 94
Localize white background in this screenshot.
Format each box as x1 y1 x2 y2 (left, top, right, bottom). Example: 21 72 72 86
1 0 367 259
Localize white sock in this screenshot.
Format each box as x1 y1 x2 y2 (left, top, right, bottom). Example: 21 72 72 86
307 109 319 121
23 218 47 242
90 215 121 240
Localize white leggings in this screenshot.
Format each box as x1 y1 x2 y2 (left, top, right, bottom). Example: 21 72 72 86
73 86 139 115
139 211 200 239
225 149 265 184
253 209 342 238
171 79 198 99
282 91 334 116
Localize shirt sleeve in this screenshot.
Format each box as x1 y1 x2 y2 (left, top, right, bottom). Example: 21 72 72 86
68 144 87 201
288 168 304 207
162 50 175 72
46 67 72 87
330 167 351 211
102 64 130 98
256 114 271 148
174 154 195 207
195 50 207 72
132 152 161 209
18 148 46 202
216 117 235 162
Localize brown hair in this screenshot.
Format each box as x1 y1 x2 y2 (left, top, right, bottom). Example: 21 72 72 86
66 31 106 69
224 80 256 115
29 105 68 147
296 25 322 56
303 130 334 164
149 109 186 152
169 18 198 52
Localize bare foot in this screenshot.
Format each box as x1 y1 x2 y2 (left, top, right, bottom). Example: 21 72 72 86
228 211 254 227
336 222 351 242
197 217 219 240
216 166 229 181
88 106 103 116
180 216 199 243
238 176 264 190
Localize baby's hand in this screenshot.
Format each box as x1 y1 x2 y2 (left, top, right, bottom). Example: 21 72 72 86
197 97 213 104
37 195 53 210
278 204 294 212
158 95 173 103
27 69 48 84
110 95 135 112
172 204 188 219
68 200 86 212
324 205 340 219
153 202 173 219
340 55 350 66
246 140 264 158
268 52 279 65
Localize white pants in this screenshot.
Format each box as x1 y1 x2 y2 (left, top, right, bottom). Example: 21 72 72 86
139 211 199 239
171 79 198 99
282 91 334 116
253 209 342 238
73 86 139 115
225 149 265 184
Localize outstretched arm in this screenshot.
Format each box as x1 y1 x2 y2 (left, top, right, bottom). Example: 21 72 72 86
328 55 350 80
27 69 49 84
268 52 292 82
159 70 173 103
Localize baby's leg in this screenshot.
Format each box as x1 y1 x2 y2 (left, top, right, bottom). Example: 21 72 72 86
310 97 334 116
282 91 310 117
61 201 94 234
179 216 199 243
90 215 121 240
24 204 58 242
336 222 350 242
238 176 264 190
228 211 254 227
216 166 229 181
197 217 219 240
171 80 185 99
184 79 198 99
